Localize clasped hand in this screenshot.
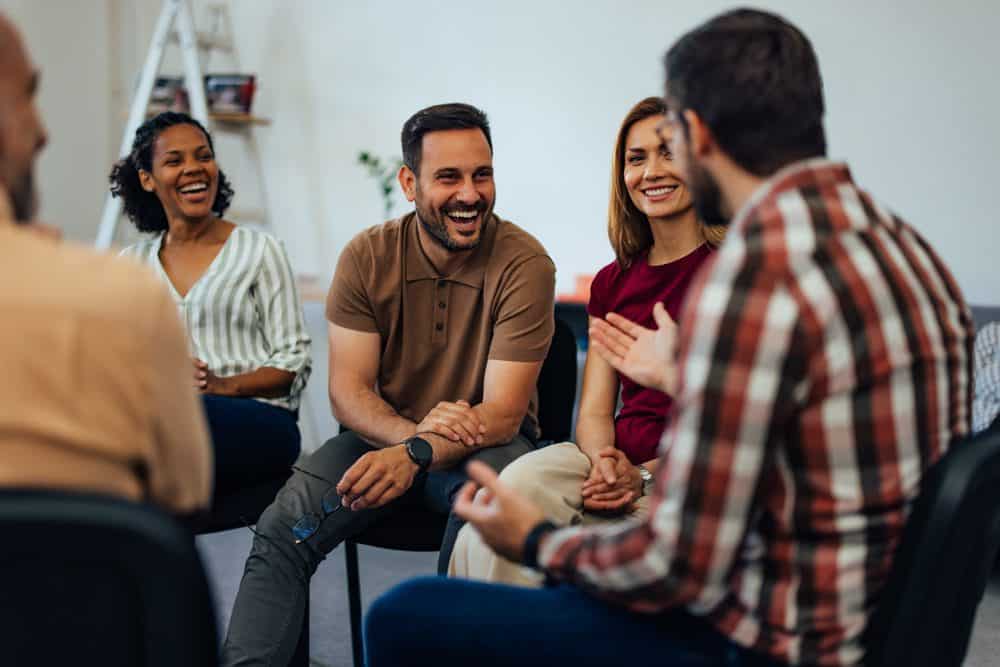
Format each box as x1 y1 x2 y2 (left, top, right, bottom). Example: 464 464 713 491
581 447 643 513
417 399 485 446
334 398 488 513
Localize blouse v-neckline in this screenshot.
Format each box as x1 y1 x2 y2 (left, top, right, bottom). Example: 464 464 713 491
155 225 239 301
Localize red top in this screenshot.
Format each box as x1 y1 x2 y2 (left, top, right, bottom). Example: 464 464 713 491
586 243 713 464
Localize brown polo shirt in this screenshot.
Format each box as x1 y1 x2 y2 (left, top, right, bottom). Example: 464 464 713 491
326 212 555 438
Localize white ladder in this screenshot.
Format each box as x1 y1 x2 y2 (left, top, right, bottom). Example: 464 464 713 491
96 0 209 249
97 1 323 450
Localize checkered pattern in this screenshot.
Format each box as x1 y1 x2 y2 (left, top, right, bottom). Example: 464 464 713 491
973 322 1000 432
539 160 975 666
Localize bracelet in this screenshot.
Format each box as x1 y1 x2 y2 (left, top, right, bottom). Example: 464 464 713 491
522 520 558 570
637 465 653 496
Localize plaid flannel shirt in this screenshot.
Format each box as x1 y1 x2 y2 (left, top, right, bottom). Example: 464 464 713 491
539 160 974 666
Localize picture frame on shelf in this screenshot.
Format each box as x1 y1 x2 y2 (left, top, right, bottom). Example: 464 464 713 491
148 76 188 114
204 74 256 114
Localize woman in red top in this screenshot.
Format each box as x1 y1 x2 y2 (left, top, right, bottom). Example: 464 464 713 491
448 97 724 586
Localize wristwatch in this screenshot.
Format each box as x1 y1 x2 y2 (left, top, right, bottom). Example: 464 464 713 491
637 465 653 495
522 520 558 570
405 436 433 472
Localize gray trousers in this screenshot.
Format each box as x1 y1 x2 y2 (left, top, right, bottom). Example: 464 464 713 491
221 430 534 666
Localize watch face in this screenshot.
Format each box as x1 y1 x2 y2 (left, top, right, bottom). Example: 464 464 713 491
407 437 433 469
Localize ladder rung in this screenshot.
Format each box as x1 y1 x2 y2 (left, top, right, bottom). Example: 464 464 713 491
169 31 232 51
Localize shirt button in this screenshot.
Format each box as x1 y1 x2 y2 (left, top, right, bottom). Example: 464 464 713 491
435 323 444 331
439 301 446 309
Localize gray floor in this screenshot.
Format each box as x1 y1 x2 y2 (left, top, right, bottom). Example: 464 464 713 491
197 528 1000 667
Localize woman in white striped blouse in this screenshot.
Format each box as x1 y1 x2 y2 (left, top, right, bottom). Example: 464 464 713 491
111 112 311 500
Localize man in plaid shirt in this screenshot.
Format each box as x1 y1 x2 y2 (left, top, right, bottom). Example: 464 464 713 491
363 9 975 667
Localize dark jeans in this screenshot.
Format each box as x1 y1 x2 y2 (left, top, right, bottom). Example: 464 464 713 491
221 430 534 666
202 395 301 498
365 577 785 667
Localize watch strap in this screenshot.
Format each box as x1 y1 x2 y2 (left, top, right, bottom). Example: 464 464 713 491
522 519 558 570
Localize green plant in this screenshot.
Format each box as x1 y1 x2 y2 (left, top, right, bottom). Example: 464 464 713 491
357 151 404 219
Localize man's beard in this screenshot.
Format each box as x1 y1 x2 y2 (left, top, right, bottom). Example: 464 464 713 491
415 195 491 252
685 154 729 228
9 168 37 223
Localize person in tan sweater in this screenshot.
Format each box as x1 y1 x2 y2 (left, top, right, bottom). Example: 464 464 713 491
0 12 211 513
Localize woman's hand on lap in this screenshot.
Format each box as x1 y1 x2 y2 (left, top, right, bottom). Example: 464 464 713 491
580 447 642 514
193 358 233 396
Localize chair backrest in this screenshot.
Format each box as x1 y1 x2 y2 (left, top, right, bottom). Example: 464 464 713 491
0 490 218 667
187 469 293 534
535 317 578 443
864 426 1000 667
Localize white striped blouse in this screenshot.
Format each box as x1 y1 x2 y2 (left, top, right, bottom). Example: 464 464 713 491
121 226 312 412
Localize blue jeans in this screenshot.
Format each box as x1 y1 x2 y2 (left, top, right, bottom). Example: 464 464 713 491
201 395 301 498
222 431 534 666
365 577 784 667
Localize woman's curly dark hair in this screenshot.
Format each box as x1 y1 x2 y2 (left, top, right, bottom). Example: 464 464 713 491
109 111 235 233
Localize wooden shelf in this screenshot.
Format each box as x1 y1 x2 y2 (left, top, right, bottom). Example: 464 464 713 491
140 110 271 126
207 112 271 126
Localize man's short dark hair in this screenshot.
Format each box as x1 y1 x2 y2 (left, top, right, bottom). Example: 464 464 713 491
400 103 492 175
664 8 826 176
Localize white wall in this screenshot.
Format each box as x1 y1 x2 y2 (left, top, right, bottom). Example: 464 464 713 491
0 0 113 243
11 1 1000 304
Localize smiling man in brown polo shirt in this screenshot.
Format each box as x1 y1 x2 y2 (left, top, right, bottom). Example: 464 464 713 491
223 102 556 666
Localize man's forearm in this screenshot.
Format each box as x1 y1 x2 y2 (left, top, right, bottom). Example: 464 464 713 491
418 407 524 469
333 385 417 448
421 432 491 470
471 401 528 447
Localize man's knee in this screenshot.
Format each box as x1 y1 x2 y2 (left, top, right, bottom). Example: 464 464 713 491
465 434 535 474
255 471 314 540
249 469 341 575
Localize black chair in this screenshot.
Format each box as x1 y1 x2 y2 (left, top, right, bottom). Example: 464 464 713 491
863 426 1000 666
186 472 292 535
0 490 218 666
344 316 579 667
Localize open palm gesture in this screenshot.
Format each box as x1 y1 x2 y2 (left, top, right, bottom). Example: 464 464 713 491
589 302 679 396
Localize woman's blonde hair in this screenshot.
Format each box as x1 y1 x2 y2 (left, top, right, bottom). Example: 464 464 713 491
608 97 726 267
